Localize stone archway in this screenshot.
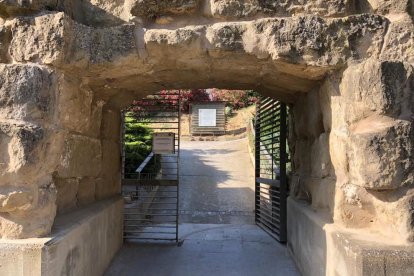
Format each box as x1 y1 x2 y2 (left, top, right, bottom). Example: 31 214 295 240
0 1 413 275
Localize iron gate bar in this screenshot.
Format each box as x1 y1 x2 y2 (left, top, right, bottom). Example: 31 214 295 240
122 90 181 243
255 97 288 243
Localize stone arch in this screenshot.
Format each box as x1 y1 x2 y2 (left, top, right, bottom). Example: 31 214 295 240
0 1 413 275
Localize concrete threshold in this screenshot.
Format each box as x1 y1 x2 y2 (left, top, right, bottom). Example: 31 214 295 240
105 223 300 276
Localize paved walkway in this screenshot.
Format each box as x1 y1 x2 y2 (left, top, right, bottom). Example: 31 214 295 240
105 139 299 275
179 139 255 224
105 224 299 276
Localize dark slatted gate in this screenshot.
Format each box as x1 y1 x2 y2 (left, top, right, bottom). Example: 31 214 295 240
255 98 288 242
121 91 180 243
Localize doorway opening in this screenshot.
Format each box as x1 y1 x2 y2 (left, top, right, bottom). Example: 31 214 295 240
119 89 289 244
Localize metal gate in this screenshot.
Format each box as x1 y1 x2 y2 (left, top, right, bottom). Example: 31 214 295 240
255 98 288 242
121 91 181 242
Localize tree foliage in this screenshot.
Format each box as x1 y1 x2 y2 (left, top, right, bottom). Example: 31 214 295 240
129 89 210 113
210 89 260 110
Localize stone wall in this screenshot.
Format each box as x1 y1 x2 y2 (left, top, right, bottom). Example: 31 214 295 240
290 58 414 243
0 0 412 260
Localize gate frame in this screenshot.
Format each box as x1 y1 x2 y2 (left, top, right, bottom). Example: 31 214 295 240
254 98 288 243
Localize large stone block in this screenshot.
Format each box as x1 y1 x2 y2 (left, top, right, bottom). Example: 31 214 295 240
77 177 96 206
208 0 354 18
101 108 121 140
100 139 121 178
348 116 413 190
310 133 332 178
381 14 414 64
0 64 55 121
334 183 377 228
55 177 79 213
58 135 102 178
0 24 11 63
9 13 93 68
292 139 311 176
341 59 414 124
10 13 67 64
0 0 57 16
0 186 33 212
367 0 414 15
130 0 199 18
0 178 57 239
57 75 93 134
0 121 43 176
292 89 324 139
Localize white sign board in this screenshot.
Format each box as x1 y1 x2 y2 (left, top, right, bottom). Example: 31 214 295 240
153 132 175 154
199 109 217 127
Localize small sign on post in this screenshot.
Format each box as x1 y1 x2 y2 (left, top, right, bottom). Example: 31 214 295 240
153 132 175 154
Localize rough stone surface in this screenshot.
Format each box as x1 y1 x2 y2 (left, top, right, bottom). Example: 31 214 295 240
58 135 102 178
0 1 412 275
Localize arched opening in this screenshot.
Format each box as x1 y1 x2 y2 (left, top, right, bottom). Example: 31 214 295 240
1 8 413 276
99 88 294 273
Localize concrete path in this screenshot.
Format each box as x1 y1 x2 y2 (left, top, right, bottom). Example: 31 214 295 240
105 139 299 275
105 224 299 276
179 139 255 224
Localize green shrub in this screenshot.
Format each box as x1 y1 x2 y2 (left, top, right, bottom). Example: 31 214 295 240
124 112 154 176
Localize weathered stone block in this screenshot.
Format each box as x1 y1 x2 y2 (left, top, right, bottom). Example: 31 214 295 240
57 75 93 134
0 0 57 16
100 139 121 178
381 14 414 64
89 24 137 65
130 0 199 18
208 0 354 18
329 129 349 184
341 59 414 124
9 12 93 68
95 177 120 201
367 0 414 15
348 116 414 190
55 177 79 213
0 24 11 63
94 139 121 201
292 139 311 176
0 180 56 239
335 183 376 228
0 121 44 175
306 177 336 211
0 186 33 212
0 64 54 121
58 135 102 178
310 133 332 178
10 13 66 64
292 89 324 139
77 177 96 206
101 109 121 140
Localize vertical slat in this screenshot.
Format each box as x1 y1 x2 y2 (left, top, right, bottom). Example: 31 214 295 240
279 103 287 242
254 102 261 224
176 90 181 242
121 110 126 180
